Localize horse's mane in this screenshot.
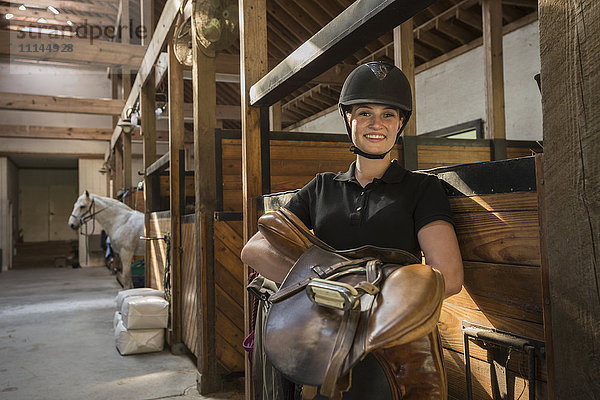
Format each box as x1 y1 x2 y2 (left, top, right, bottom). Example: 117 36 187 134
90 193 137 212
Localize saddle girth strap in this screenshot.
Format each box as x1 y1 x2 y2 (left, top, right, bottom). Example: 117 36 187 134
269 257 376 303
320 259 381 398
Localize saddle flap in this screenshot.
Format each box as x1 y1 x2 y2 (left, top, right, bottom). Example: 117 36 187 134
257 209 314 260
365 264 445 352
264 246 358 386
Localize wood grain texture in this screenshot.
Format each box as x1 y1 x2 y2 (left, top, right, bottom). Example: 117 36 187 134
454 211 540 265
538 1 600 397
449 192 538 213
182 221 199 357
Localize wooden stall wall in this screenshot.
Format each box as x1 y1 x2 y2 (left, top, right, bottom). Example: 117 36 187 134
182 214 199 358
147 211 198 357
218 130 542 212
213 218 246 373
431 158 547 399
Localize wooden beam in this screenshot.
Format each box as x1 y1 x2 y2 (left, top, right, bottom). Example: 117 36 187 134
538 0 600 398
482 0 507 149
416 12 538 74
240 0 269 398
192 15 219 393
0 125 113 140
0 92 125 115
0 8 114 27
110 0 189 151
4 0 119 15
249 0 436 107
141 70 157 289
0 31 146 68
168 29 185 353
394 19 416 137
114 136 124 194
140 0 154 46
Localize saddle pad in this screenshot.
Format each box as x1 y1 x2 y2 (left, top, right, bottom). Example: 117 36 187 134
264 245 443 387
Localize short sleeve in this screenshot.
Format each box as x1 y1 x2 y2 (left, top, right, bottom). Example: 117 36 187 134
413 175 454 232
284 176 317 229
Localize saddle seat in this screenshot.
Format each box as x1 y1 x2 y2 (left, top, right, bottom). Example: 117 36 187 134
257 209 446 399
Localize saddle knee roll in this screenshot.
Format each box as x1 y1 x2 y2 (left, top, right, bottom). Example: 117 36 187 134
365 264 445 352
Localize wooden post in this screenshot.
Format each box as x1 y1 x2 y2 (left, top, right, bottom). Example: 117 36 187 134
239 0 268 398
482 0 507 160
140 0 154 46
394 19 416 137
121 0 132 191
141 73 156 287
192 21 219 393
538 0 600 398
394 20 418 170
115 136 124 196
271 101 282 131
168 32 185 353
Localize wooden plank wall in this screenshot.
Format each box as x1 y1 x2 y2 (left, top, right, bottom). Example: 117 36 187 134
213 219 246 373
148 211 198 357
147 211 243 370
220 133 542 211
182 215 199 358
441 190 547 399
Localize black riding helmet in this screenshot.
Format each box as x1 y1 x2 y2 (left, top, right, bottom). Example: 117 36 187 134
339 61 413 159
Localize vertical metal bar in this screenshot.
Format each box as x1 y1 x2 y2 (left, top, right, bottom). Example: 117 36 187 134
527 345 536 399
464 333 473 400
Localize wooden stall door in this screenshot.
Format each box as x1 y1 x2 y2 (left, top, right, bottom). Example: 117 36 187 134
434 159 547 400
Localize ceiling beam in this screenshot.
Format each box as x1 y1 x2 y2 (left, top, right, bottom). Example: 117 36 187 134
109 0 190 153
0 31 146 68
4 0 119 15
0 125 113 140
0 6 114 26
502 0 537 8
0 92 125 115
250 0 436 107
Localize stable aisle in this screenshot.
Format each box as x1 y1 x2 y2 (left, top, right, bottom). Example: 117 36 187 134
0 266 243 400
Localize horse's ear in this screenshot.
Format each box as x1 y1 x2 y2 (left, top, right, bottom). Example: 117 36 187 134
85 190 90 198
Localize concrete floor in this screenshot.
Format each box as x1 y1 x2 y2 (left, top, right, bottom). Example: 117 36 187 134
0 266 244 400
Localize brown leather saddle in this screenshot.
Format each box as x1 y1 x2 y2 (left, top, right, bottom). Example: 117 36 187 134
259 208 445 399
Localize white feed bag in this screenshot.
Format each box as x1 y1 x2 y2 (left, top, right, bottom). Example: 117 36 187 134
114 312 164 355
115 288 164 310
121 296 169 329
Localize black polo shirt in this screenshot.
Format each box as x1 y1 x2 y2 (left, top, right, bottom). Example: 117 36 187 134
284 160 454 258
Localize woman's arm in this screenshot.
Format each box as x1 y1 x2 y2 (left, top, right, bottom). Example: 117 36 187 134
417 220 464 298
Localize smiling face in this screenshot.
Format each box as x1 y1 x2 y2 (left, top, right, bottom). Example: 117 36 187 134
347 104 403 157
68 191 92 230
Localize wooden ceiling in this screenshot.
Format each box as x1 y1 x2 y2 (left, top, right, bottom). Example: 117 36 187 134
1 0 538 131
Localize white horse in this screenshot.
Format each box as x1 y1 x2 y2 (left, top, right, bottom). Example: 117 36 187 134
68 191 144 288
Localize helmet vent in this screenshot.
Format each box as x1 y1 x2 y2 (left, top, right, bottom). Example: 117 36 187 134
367 62 392 80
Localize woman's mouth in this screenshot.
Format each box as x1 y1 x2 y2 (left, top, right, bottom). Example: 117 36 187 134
364 133 386 141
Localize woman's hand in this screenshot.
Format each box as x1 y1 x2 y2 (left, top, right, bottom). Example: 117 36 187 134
417 220 464 297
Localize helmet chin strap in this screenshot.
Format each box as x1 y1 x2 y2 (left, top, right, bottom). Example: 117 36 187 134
349 145 391 159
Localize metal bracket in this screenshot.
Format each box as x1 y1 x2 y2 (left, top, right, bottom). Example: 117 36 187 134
462 321 545 400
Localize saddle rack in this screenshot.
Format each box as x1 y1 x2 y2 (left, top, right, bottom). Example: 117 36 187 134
462 321 545 400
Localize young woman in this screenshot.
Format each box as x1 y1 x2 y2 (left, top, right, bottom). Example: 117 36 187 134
284 61 463 298
244 61 463 399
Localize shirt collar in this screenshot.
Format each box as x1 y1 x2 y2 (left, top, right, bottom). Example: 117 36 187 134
334 159 407 184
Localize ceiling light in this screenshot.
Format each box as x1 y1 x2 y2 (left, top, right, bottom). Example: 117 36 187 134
37 17 47 23
19 5 26 10
5 13 14 19
66 20 73 26
47 5 59 14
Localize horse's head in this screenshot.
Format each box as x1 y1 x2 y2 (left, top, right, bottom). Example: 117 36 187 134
68 190 93 230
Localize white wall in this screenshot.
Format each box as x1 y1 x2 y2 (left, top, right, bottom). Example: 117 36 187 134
291 21 542 141
0 62 113 129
